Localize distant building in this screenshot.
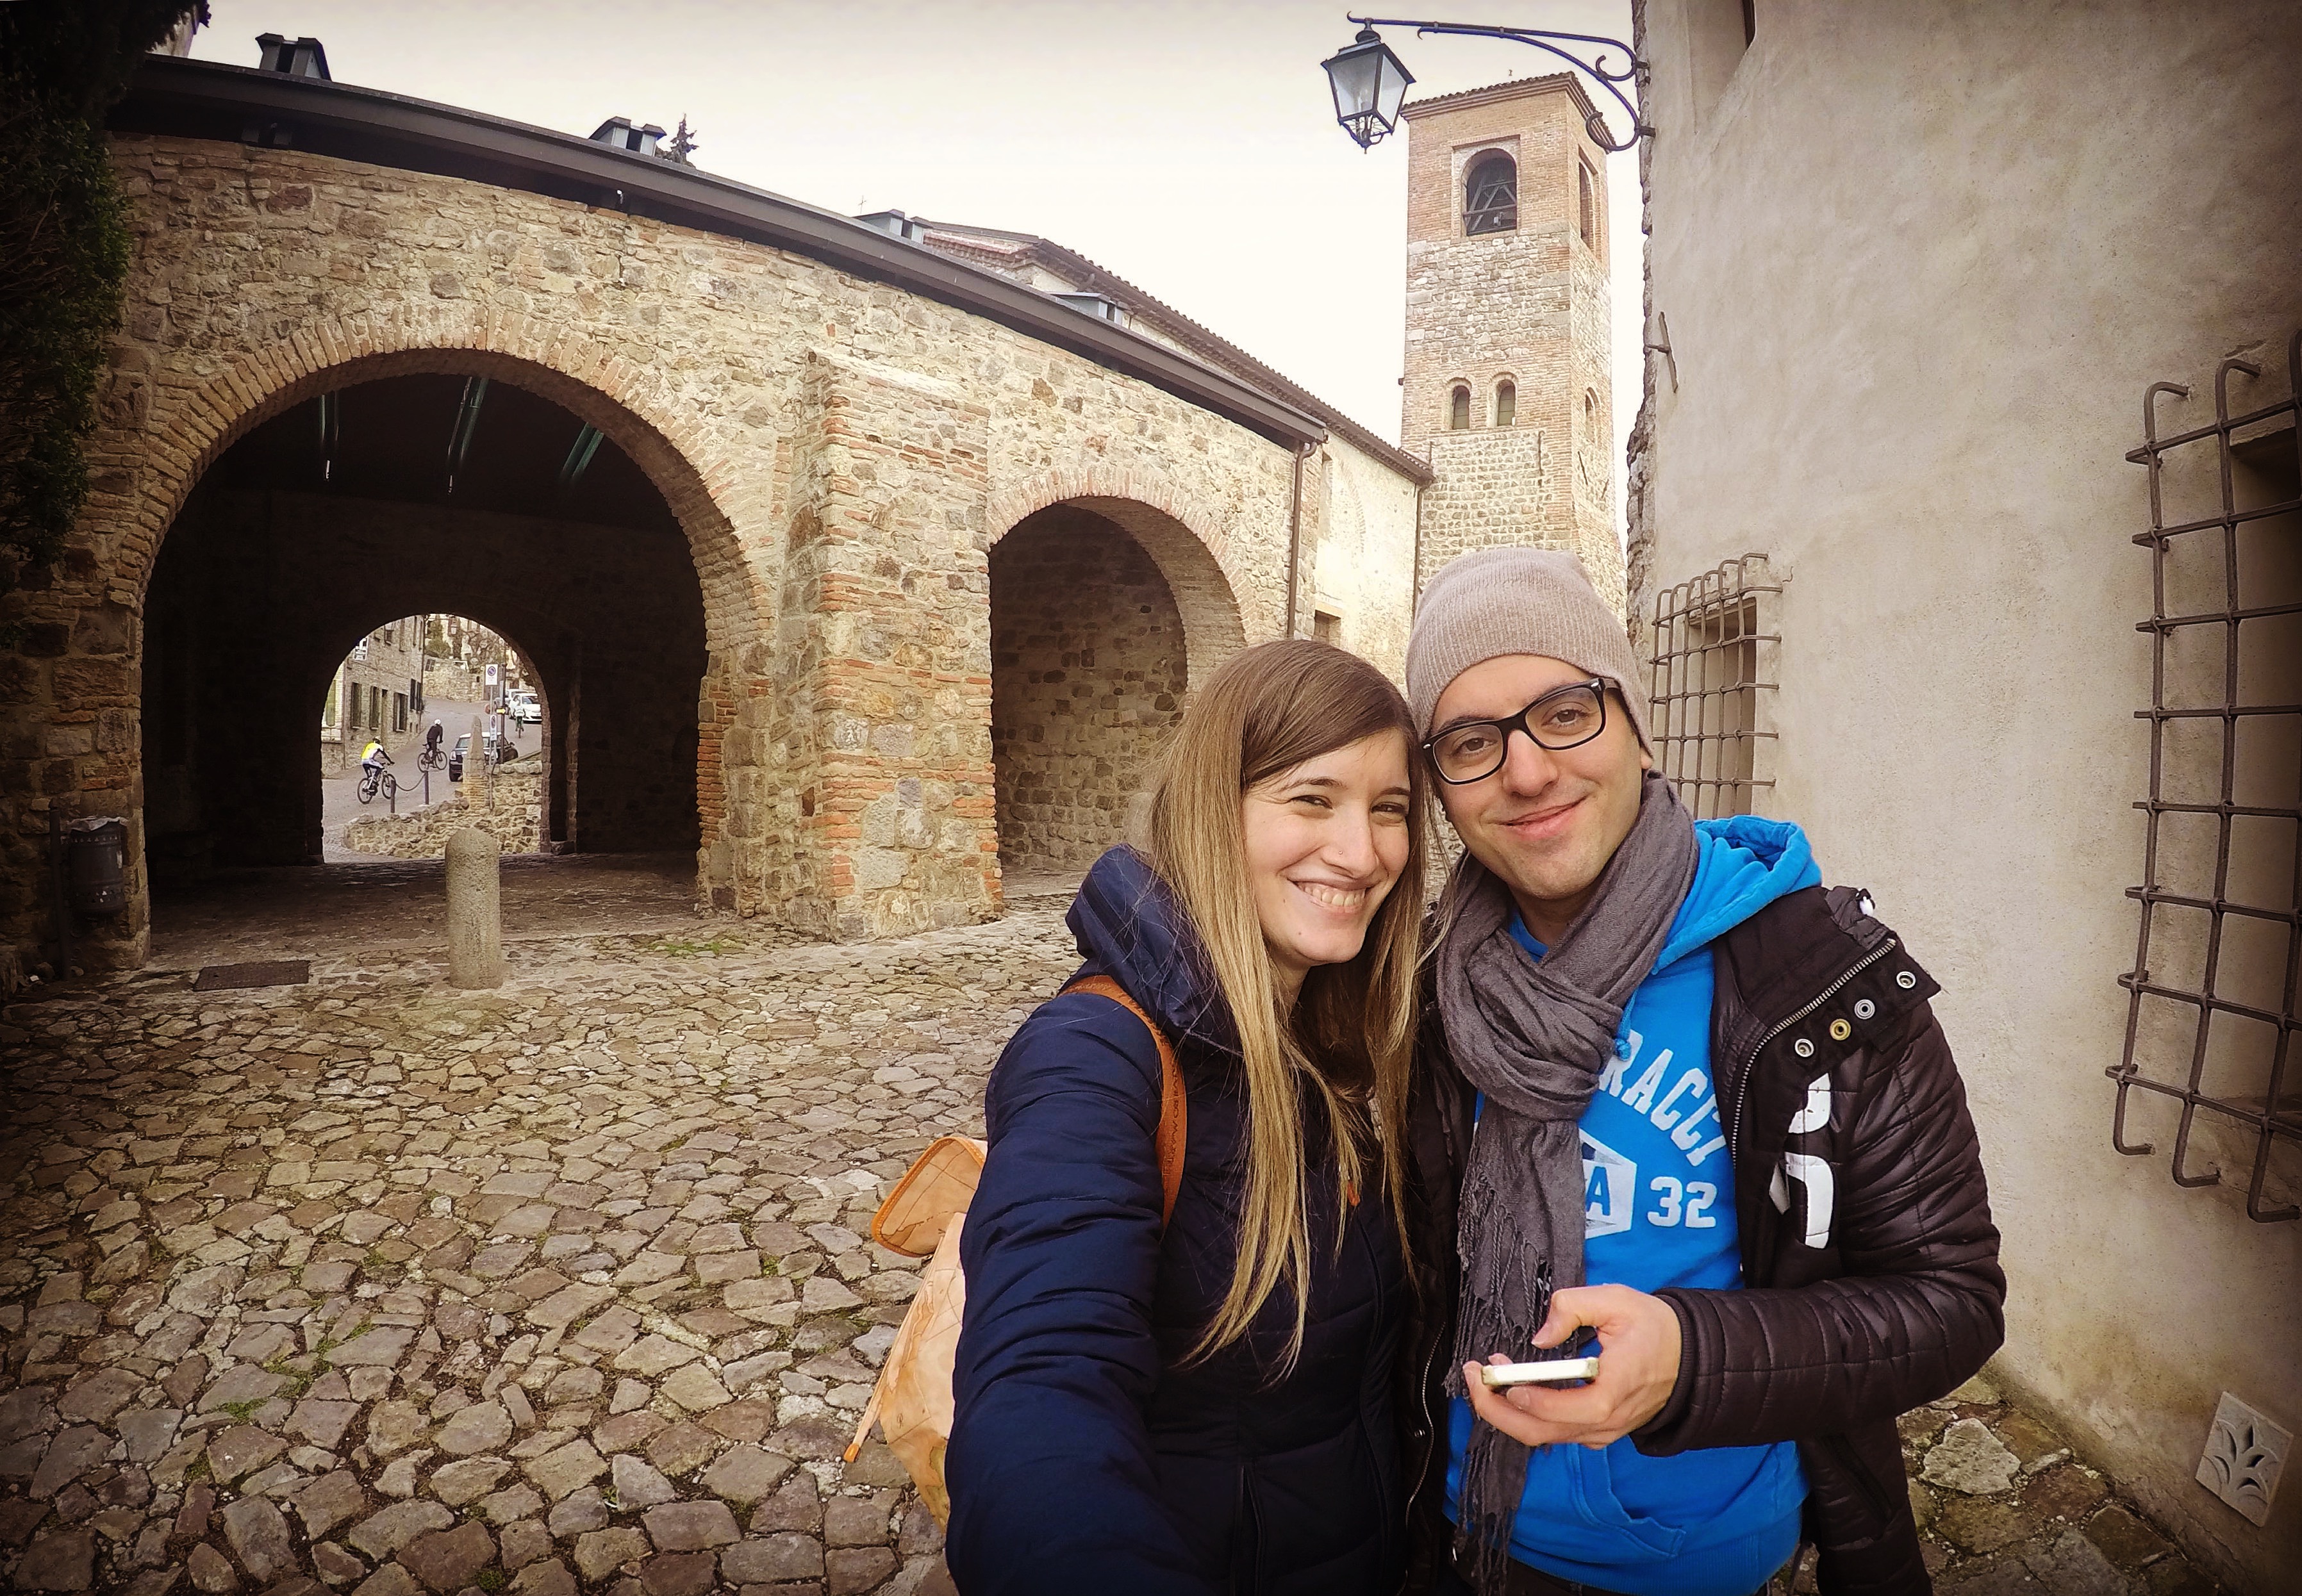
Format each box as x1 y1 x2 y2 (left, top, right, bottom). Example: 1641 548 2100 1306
1400 76 1619 607
319 618 426 775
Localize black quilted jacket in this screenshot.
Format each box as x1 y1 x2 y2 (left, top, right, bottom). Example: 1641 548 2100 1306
1398 884 2005 1595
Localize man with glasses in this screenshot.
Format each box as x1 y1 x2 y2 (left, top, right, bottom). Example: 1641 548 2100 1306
1396 548 2003 1596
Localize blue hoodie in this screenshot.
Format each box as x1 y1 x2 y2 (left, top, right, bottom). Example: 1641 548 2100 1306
1445 817 1821 1596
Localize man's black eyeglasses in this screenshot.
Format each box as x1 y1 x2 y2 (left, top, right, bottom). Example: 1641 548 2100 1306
1423 678 1609 785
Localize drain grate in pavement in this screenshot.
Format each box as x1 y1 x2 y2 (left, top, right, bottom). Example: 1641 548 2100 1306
192 959 311 992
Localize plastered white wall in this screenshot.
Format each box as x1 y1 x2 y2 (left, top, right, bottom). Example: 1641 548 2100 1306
1633 2 2302 1588
1318 438 1423 681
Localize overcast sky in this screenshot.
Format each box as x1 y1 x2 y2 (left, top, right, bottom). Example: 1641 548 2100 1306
188 0 1643 534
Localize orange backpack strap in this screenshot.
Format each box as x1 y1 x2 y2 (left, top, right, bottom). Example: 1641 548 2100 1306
1063 974 1187 1230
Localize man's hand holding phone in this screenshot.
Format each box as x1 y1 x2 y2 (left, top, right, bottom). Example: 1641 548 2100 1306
1461 1283 1683 1451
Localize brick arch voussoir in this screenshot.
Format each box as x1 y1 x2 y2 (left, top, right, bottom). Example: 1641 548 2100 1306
116 318 766 658
987 468 1248 693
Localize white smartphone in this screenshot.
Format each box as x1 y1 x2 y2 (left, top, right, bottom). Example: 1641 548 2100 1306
1478 1357 1600 1388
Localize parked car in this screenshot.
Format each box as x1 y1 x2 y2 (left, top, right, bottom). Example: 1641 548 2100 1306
449 730 508 780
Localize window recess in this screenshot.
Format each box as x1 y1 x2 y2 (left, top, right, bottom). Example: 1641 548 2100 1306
2112 331 2302 1222
1646 554 1779 821
1464 151 1517 236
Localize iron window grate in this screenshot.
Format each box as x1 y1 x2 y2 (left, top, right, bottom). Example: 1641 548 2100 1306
1648 554 1780 821
2111 330 2302 1222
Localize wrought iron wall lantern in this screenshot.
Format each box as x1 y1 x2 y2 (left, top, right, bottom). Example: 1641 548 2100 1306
1320 14 1652 152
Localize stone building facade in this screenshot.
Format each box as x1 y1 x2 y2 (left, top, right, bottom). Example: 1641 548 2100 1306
1 53 1427 966
315 617 425 777
419 616 531 707
888 217 1434 670
1401 77 1619 608
1625 1 2301 1587
2 47 1627 971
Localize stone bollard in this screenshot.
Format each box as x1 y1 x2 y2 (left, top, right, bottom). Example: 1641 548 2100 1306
445 827 506 989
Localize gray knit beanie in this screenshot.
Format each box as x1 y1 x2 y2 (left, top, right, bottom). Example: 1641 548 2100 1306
1405 547 1650 747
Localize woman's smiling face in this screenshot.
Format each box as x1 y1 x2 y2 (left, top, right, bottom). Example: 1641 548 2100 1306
1241 730 1414 1003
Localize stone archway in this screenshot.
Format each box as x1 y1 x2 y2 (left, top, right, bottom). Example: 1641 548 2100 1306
309 611 558 863
47 308 783 958
985 469 1254 688
51 318 769 964
140 367 711 877
985 493 1247 881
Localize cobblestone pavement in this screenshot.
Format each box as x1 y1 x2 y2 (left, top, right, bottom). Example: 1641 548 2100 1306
1 873 2226 1595
146 857 713 973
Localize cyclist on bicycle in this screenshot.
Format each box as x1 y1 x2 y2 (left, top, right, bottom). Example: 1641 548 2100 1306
424 720 444 759
360 737 392 776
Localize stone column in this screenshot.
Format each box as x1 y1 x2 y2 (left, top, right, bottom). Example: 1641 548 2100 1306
471 714 490 815
445 827 504 988
781 349 1000 941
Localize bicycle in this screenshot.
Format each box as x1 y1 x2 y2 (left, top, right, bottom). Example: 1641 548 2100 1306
417 745 447 773
356 762 398 805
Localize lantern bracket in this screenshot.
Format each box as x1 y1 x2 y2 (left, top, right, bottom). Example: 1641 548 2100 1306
1344 14 1651 152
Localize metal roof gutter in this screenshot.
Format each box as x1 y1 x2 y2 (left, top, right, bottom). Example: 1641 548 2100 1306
111 56 1330 452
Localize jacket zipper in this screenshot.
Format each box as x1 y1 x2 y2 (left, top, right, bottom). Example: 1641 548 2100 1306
1727 938 1899 1165
1408 1330 1441 1504
1402 1088 1467 1529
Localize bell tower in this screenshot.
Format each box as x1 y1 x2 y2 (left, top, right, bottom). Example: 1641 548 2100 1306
1401 76 1619 610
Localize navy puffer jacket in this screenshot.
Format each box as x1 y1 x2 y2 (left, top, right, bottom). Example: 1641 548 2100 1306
946 846 1408 1596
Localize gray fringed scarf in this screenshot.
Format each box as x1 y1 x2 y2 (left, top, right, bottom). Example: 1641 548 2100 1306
1439 772 1698 1593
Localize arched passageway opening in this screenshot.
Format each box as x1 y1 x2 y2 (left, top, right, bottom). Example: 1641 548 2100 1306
988 502 1195 880
308 614 549 864
140 372 706 894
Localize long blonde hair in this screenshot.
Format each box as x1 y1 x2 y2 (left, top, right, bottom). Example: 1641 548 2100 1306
1142 639 1429 1369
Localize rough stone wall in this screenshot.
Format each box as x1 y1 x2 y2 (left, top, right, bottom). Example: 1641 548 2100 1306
774 349 1000 941
420 660 483 704
990 506 1186 875
1417 427 1560 586
1401 81 1619 611
342 761 542 858
0 130 1381 963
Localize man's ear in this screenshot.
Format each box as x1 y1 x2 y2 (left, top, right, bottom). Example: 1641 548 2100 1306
1639 745 1653 773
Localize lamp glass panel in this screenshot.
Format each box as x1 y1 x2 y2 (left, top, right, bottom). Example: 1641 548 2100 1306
1324 42 1384 122
1375 52 1411 124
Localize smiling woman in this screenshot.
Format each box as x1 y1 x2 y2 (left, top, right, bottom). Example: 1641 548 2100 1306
946 639 1435 1596
1241 722 1414 1003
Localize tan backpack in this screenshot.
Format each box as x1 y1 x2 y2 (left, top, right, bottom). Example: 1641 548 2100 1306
842 975 1186 1524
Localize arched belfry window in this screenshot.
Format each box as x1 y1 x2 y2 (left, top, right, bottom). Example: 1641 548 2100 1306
1495 380 1516 427
1449 385 1471 430
1464 152 1517 235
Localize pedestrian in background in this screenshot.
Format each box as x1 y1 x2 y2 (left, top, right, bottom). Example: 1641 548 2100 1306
1397 548 2003 1596
946 639 1430 1595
